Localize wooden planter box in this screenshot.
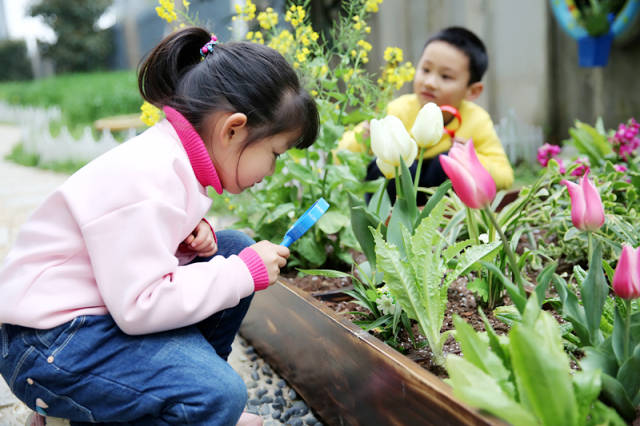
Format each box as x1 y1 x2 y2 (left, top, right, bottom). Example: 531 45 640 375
240 280 502 426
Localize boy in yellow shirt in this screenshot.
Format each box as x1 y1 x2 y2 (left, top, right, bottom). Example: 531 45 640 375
338 26 513 204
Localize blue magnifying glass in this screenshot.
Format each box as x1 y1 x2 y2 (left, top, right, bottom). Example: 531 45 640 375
280 198 330 247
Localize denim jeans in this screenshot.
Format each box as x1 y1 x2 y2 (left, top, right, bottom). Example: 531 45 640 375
0 229 256 425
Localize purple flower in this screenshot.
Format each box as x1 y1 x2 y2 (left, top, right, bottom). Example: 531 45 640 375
570 158 590 177
614 164 628 173
610 118 640 162
537 143 562 167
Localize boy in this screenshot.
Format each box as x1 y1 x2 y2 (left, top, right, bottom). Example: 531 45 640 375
339 26 513 204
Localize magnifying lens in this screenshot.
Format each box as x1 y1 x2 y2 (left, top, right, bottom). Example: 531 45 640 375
280 198 330 247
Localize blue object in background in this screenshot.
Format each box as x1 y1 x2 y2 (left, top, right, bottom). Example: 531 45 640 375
280 198 330 247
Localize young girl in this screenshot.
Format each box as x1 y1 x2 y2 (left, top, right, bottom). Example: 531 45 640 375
0 26 318 425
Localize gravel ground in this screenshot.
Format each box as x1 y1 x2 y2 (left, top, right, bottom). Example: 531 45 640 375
232 336 324 426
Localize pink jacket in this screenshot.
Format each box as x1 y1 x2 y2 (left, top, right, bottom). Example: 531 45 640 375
0 107 268 334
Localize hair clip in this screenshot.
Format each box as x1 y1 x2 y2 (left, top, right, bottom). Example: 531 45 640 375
200 35 219 58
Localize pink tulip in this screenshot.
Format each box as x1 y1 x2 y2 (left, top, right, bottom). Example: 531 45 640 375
560 172 605 232
439 140 496 209
612 245 640 299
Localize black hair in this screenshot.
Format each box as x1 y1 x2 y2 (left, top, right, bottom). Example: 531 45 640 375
424 26 488 85
138 26 318 149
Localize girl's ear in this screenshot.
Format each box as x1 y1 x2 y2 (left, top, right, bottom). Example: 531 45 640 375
465 82 484 101
220 112 248 145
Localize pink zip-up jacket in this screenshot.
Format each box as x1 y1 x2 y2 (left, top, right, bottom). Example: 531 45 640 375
0 107 269 335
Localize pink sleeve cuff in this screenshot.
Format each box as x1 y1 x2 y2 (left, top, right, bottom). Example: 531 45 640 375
238 247 269 291
202 217 217 243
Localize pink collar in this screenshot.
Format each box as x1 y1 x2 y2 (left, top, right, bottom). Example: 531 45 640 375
163 106 223 194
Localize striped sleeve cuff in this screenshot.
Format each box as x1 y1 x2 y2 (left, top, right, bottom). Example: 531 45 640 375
238 247 270 291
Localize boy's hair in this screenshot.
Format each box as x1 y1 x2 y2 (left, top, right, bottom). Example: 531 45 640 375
424 26 488 85
138 27 318 149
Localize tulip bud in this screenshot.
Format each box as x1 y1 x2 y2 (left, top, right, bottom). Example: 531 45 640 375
612 245 640 299
560 172 605 232
371 115 418 178
411 102 443 149
439 140 496 209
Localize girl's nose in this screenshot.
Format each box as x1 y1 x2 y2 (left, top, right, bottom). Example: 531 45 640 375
422 73 437 90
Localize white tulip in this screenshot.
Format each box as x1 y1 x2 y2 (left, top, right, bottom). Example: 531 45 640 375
411 102 444 149
370 115 418 178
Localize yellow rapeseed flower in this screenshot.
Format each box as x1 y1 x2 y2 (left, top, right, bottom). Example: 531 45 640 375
357 40 372 51
364 0 384 13
182 0 190 9
311 90 318 96
343 68 354 83
235 0 256 21
140 101 162 127
268 29 294 55
285 5 305 27
156 0 177 23
383 46 403 64
352 16 362 31
257 7 278 30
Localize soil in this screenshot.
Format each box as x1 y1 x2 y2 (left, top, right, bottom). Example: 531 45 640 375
280 272 511 379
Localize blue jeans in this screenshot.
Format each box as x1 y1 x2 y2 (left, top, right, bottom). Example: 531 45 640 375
0 230 256 425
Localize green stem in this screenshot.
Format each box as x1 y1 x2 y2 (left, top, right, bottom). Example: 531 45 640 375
587 231 593 270
375 180 386 217
394 166 401 200
484 206 525 295
414 148 424 191
624 299 631 361
466 207 479 245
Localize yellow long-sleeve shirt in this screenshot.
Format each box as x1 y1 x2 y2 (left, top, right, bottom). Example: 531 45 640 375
337 94 514 189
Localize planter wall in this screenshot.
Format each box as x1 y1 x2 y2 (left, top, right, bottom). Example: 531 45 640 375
241 281 503 426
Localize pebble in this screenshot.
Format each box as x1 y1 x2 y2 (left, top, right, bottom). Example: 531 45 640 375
237 338 323 425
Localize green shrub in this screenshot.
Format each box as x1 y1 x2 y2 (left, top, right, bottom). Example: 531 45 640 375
0 40 33 82
0 70 142 129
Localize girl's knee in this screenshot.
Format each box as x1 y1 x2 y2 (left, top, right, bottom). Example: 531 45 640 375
181 369 247 423
215 229 256 256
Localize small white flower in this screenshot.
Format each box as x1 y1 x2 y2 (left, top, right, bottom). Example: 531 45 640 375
411 102 443 149
370 115 418 178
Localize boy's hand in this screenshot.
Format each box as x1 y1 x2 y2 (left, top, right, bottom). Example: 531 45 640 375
182 219 217 257
250 241 290 285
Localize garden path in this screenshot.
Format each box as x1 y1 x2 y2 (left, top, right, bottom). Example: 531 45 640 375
0 124 317 426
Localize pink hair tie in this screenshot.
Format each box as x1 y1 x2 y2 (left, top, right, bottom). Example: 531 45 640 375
200 35 219 58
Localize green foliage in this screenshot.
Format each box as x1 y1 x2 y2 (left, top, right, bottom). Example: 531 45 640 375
29 0 113 73
446 294 626 425
0 40 33 82
0 70 141 129
372 197 500 366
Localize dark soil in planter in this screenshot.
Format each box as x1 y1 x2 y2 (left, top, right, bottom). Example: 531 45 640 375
280 273 511 378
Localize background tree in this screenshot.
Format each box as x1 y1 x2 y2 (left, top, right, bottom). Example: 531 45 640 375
30 0 113 74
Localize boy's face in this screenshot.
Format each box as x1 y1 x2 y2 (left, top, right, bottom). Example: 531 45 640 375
413 41 481 109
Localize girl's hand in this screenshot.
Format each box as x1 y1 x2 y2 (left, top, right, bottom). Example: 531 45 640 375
182 219 217 257
250 241 290 285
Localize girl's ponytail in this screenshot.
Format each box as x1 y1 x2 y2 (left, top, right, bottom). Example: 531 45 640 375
138 27 211 107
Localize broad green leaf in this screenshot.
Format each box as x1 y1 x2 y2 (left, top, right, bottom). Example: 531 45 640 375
265 202 295 223
367 179 391 220
349 194 377 266
445 242 501 287
295 234 327 266
581 345 619 377
467 278 489 302
317 211 349 234
509 311 578 426
534 262 557 308
452 316 514 397
572 369 602 425
600 373 637 421
445 356 538 426
552 275 591 346
617 343 640 406
581 240 607 346
416 180 451 225
373 228 419 320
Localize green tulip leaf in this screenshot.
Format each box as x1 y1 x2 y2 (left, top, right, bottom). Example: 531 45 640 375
509 307 578 426
445 356 538 426
581 240 607 346
600 373 637 421
617 343 640 406
317 210 349 234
